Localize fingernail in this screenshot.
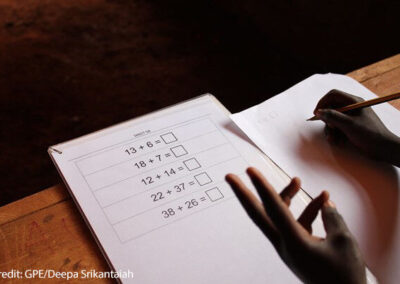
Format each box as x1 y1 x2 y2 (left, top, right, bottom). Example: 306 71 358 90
246 167 258 176
225 174 233 182
321 190 329 200
327 200 336 208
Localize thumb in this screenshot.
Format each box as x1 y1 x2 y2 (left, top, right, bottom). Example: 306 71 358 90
316 109 353 132
321 201 349 236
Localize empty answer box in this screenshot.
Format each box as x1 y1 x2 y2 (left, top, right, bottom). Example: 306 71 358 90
205 187 224 202
170 145 188 157
194 172 212 186
183 158 201 171
160 132 177 144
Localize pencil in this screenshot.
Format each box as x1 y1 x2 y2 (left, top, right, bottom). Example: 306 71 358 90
307 91 400 121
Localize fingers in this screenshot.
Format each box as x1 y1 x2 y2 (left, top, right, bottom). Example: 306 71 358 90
280 177 301 206
298 191 329 234
246 167 304 242
314 89 364 112
321 201 350 236
324 125 347 145
314 90 364 140
225 174 280 246
316 109 354 133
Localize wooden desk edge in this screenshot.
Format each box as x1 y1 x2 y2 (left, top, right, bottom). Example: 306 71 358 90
0 184 69 225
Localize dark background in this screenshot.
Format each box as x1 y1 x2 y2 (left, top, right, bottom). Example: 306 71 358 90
0 0 399 205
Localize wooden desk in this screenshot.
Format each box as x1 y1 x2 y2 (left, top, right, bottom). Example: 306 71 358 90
1 54 400 282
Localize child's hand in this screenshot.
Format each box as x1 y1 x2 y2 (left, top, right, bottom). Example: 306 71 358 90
314 89 400 165
226 167 366 284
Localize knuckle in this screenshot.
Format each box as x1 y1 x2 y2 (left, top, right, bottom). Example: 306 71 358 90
324 90 363 104
319 92 334 103
349 94 365 103
316 92 336 108
322 109 336 120
324 109 334 116
328 89 340 95
331 232 353 247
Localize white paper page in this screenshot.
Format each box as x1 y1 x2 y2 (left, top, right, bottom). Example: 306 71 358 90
231 74 400 284
50 95 312 284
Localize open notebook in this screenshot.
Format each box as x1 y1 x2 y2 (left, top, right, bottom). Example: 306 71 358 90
49 95 314 283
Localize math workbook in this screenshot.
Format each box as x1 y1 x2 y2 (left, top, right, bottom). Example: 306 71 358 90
49 95 310 283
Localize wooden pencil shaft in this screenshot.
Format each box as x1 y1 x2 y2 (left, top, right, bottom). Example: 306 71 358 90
336 92 400 113
307 91 400 121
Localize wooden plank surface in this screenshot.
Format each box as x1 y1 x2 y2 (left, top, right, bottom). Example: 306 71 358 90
1 54 399 282
0 185 68 226
348 53 400 109
348 53 400 83
0 195 111 283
